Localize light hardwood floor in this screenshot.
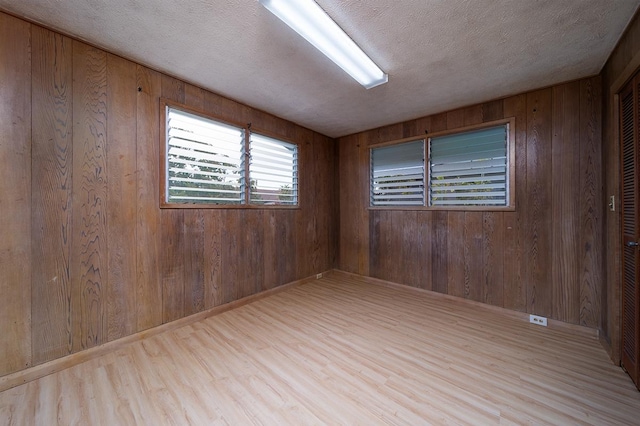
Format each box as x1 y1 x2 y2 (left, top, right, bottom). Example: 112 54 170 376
1 271 639 425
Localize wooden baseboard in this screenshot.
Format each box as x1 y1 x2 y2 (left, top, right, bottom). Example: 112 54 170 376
0 271 330 392
332 269 599 340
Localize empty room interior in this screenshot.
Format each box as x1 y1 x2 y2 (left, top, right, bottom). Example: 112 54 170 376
3 0 640 424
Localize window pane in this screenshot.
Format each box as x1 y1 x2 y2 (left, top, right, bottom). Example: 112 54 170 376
429 125 508 206
371 140 425 206
166 107 245 204
249 133 298 205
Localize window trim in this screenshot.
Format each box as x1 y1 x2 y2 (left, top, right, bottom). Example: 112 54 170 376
160 99 300 209
368 118 516 211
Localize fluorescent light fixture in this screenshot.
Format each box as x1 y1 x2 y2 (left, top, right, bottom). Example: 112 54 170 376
259 0 388 89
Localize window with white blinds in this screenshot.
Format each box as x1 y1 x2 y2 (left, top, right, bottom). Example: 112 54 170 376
371 140 425 206
165 107 245 204
249 133 298 205
428 124 508 206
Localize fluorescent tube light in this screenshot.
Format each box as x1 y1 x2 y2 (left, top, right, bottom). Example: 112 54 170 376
259 0 388 89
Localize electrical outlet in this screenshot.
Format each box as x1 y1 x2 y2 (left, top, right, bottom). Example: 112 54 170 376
529 314 547 327
316 273 322 279
609 195 615 212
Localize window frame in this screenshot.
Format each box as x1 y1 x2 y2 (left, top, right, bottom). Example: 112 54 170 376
160 99 300 209
369 118 516 211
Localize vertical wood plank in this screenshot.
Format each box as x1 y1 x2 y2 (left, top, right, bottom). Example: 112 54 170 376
244 211 264 297
183 210 205 316
71 41 108 351
204 210 222 308
338 136 359 273
185 84 205 109
262 211 277 291
278 210 297 286
388 211 402 283
135 65 162 331
357 134 370 276
237 210 250 298
463 212 483 301
431 211 449 294
483 212 504 307
221 210 239 303
579 76 603 328
106 53 137 341
551 82 581 324
525 89 553 317
447 212 465 297
482 100 504 122
463 105 483 126
31 26 73 364
369 210 381 279
161 210 184 323
0 14 32 375
401 211 421 287
446 109 465 129
418 211 433 291
503 94 527 312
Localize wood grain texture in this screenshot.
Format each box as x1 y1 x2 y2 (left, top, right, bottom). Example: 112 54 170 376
183 210 205 316
551 81 581 324
502 94 527 313
0 13 32 375
161 210 185 323
338 134 359 273
357 134 370 276
71 40 108 352
447 212 465 298
579 76 603 329
463 212 483 301
417 211 433 290
431 211 449 294
30 26 73 364
204 210 222 308
135 65 162 331
2 272 639 425
1 11 337 378
483 212 504 307
106 53 137 341
339 79 602 329
525 88 553 318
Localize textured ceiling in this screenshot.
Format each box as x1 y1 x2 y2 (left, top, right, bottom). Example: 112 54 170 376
1 0 638 137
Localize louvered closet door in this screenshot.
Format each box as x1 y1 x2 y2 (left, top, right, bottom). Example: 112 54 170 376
620 71 640 390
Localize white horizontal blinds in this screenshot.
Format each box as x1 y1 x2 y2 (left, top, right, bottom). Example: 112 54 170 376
166 107 245 204
371 140 425 206
429 124 508 206
249 133 298 205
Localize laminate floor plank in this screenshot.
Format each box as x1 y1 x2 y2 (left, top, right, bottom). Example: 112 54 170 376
1 272 639 425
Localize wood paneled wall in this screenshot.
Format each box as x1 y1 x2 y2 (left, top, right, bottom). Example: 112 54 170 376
338 78 603 328
0 12 337 377
601 9 640 362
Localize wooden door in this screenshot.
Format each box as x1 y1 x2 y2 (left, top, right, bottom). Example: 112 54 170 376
620 71 640 390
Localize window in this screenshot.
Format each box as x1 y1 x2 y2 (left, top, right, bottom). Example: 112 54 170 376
162 101 299 207
165 107 245 204
249 133 298 205
428 124 508 207
369 119 514 210
371 139 424 206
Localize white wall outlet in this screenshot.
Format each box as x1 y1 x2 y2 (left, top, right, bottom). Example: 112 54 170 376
316 273 322 279
609 195 615 212
529 314 548 327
